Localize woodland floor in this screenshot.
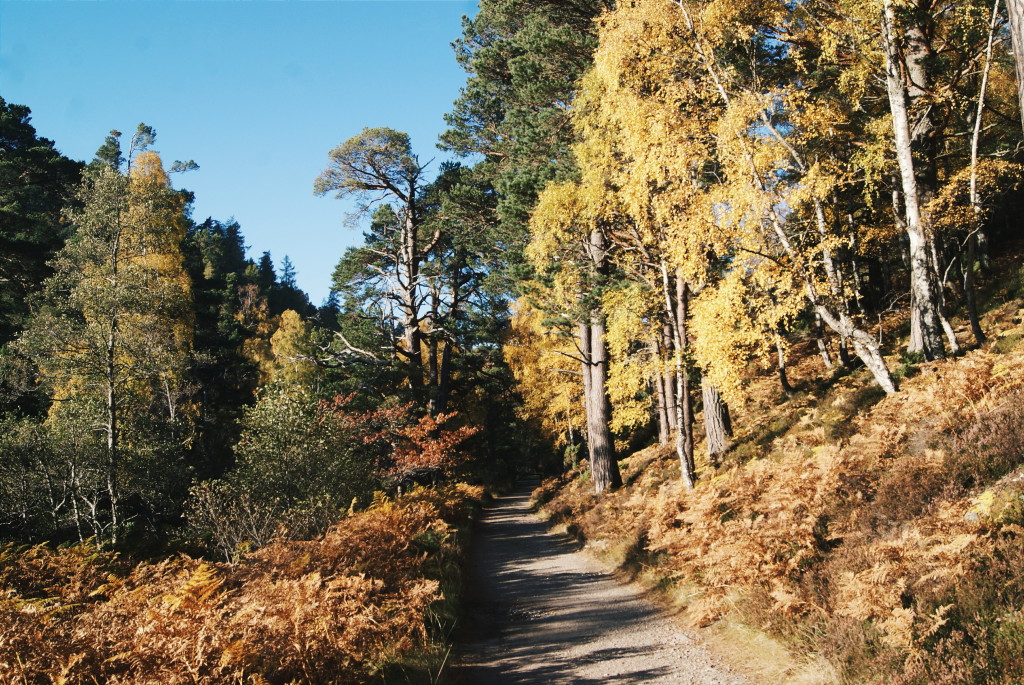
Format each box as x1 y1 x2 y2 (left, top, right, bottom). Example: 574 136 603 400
445 482 749 684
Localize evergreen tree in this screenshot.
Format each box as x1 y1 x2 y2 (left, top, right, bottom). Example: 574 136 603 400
0 99 82 347
442 0 612 236
183 218 260 478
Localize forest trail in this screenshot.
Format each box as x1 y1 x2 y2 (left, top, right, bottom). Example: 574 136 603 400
446 483 750 684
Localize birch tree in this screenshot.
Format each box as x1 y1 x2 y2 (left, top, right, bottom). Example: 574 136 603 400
18 128 194 544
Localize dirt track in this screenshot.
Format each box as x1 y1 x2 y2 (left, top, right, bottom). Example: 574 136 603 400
446 483 750 684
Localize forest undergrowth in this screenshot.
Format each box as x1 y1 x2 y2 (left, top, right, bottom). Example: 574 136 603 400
0 484 485 685
533 273 1024 684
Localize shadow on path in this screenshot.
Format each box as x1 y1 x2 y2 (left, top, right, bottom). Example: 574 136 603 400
444 482 746 685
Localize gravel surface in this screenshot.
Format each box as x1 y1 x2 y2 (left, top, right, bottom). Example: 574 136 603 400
446 483 751 684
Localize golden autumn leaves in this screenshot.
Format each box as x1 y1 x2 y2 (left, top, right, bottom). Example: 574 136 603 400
510 0 1023 485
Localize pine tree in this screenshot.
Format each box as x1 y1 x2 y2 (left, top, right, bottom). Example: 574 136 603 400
0 99 82 347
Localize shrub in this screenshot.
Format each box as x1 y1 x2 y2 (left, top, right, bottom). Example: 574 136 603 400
947 388 1024 491
0 485 483 685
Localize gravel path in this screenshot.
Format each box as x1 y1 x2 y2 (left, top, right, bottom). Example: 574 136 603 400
446 483 751 684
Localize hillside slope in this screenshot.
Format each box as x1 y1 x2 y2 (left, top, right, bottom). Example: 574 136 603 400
533 274 1024 684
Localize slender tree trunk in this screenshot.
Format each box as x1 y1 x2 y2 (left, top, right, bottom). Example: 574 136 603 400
662 324 678 433
428 338 439 396
653 341 671 445
815 313 833 368
432 342 452 416
845 212 867 315
566 413 578 468
964 0 1000 346
965 235 985 344
838 338 854 367
776 336 794 396
881 0 947 360
930 237 961 354
675 277 696 488
400 206 425 390
818 305 898 393
105 326 120 546
70 461 84 543
660 263 695 485
810 198 859 370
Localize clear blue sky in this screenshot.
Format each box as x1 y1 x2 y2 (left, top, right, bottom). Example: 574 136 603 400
0 0 477 304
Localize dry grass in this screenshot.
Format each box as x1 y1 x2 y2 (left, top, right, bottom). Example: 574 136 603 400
0 484 484 685
535 313 1024 683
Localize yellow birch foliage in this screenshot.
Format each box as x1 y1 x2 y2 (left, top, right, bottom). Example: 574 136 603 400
44 150 196 437
269 309 319 389
690 273 770 404
524 182 589 312
125 151 196 425
126 151 193 312
237 284 278 387
584 1 725 283
602 282 662 432
583 0 807 405
503 299 585 448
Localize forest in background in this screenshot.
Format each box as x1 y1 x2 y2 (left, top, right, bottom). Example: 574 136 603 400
0 113 525 553
3 0 1024 681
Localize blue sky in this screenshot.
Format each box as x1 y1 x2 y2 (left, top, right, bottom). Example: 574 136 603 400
0 0 477 303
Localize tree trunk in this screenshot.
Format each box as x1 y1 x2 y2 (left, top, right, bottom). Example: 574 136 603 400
428 336 439 398
653 342 671 445
105 326 120 546
908 296 924 354
765 200 898 393
702 379 731 467
776 336 794 396
581 229 622 495
964 0 999 347
881 0 947 360
838 338 853 367
69 461 84 543
662 325 678 433
674 277 696 488
845 214 867 315
815 313 833 369
400 204 425 389
659 263 695 486
429 342 452 416
966 234 986 345
581 316 621 494
930 237 961 354
818 305 899 394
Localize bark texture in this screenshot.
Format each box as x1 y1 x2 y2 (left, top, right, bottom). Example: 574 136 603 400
702 380 731 467
580 229 622 495
881 0 947 361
